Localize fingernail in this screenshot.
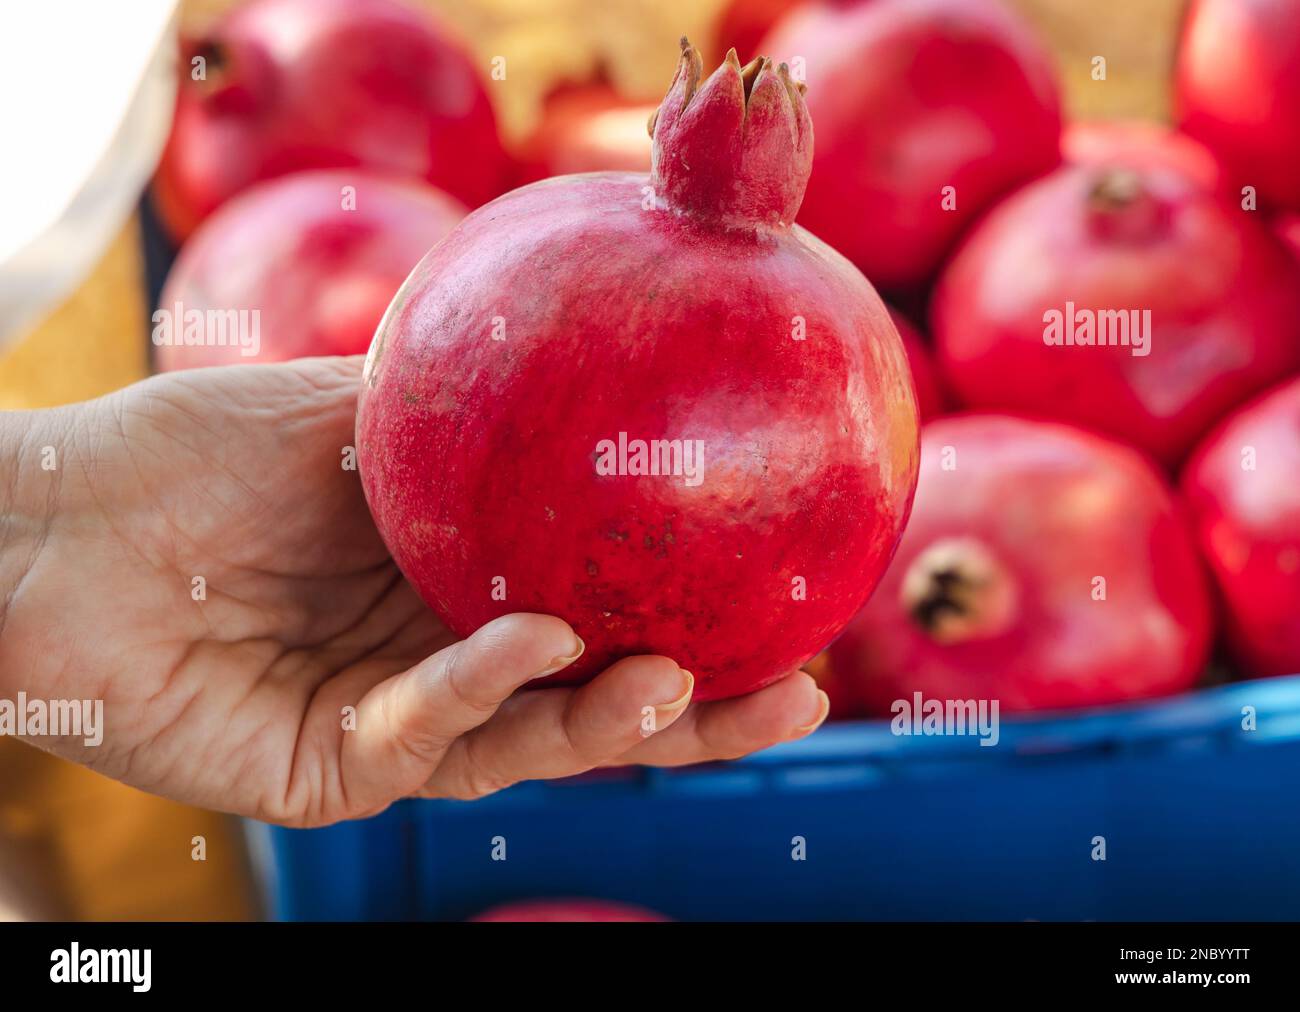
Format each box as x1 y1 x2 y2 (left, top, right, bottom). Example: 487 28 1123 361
532 635 585 679
654 669 694 718
791 690 830 737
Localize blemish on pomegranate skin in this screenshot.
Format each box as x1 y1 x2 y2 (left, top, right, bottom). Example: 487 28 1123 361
586 559 600 577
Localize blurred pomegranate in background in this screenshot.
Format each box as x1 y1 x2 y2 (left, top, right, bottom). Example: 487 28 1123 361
515 84 655 182
1182 378 1300 679
1279 215 1300 261
471 899 669 922
890 309 946 420
933 158 1300 467
829 415 1214 716
1063 120 1224 194
1176 0 1300 212
802 650 858 719
155 170 464 369
357 41 920 702
760 0 1061 292
711 0 808 63
153 0 508 243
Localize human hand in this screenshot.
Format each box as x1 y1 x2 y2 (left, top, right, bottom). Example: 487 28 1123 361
0 357 828 826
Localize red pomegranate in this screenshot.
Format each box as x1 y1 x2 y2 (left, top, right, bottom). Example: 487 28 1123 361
357 41 921 702
1182 378 1300 679
828 415 1214 716
515 85 655 182
760 0 1061 291
1063 119 1224 194
1280 215 1300 261
932 158 1300 466
471 899 668 922
711 0 809 63
891 309 946 420
804 649 862 721
153 0 508 243
1176 0 1300 212
155 170 464 369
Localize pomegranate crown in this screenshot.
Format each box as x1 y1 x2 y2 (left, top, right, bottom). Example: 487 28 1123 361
649 38 813 228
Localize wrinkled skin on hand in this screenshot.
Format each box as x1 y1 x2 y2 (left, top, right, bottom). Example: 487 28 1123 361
0 358 827 827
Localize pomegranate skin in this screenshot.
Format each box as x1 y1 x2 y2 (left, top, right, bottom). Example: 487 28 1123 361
932 160 1300 467
153 0 508 243
155 171 465 369
761 0 1061 291
1176 0 1300 212
1182 378 1300 678
828 415 1214 716
1280 215 1300 262
357 45 920 702
471 899 669 922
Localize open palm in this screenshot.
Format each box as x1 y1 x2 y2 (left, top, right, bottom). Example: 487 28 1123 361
0 357 826 826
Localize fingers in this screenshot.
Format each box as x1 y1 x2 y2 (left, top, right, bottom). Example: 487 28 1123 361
421 655 694 800
335 615 828 817
612 670 828 767
338 613 583 811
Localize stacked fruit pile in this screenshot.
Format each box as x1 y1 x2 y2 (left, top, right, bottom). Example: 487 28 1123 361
152 0 1300 718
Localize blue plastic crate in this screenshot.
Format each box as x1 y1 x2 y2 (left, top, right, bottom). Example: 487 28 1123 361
253 675 1300 921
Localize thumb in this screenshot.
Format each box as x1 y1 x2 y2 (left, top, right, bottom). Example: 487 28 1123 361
337 613 584 815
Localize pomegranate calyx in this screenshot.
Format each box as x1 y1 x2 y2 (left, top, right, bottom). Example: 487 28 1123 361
1085 167 1166 241
1088 167 1145 209
182 35 268 115
900 537 1017 645
649 37 813 228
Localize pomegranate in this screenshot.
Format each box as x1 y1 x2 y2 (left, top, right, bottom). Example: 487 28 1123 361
1063 119 1224 194
1182 378 1300 679
760 0 1061 291
471 899 668 922
891 309 946 420
828 415 1214 716
153 0 508 243
804 649 861 720
357 41 920 702
712 0 809 63
932 158 1300 466
156 170 464 369
1280 215 1300 261
515 85 655 182
1176 0 1300 212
